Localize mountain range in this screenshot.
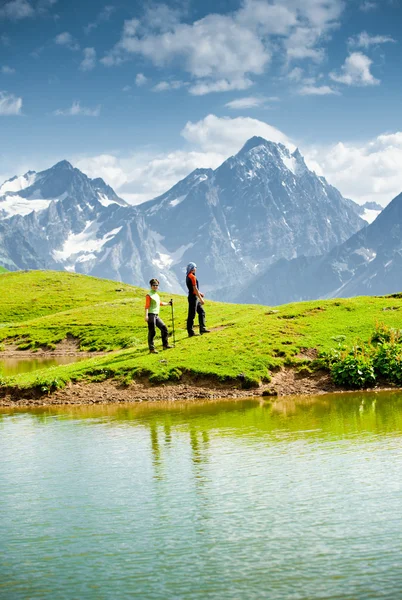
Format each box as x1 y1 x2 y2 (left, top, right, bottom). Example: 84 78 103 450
0 136 392 303
230 190 402 305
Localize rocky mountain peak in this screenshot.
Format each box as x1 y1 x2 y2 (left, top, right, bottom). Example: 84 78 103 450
0 141 370 298
233 137 306 179
52 160 74 171
238 136 281 155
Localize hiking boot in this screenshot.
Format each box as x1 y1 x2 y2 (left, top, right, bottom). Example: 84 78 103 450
200 329 211 334
163 345 174 350
188 331 198 337
149 349 158 354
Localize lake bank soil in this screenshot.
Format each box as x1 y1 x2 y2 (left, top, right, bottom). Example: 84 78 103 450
0 361 385 407
0 344 398 407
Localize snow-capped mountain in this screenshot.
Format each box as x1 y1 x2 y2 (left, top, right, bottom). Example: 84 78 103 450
229 190 402 305
0 161 131 272
0 160 128 221
355 201 383 224
0 138 367 294
136 136 365 291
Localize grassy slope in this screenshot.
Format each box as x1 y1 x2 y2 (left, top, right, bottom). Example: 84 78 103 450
0 270 402 392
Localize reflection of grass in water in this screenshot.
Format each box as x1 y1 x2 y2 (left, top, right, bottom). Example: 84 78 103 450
0 356 88 376
4 392 402 441
0 270 402 393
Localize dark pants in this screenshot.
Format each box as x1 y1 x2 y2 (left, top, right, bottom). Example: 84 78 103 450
187 295 206 334
148 313 168 350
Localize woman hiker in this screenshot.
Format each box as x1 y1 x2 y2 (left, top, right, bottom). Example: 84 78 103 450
186 262 210 337
145 278 173 354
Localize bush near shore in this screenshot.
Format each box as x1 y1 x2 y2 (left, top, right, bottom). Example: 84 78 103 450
0 270 402 394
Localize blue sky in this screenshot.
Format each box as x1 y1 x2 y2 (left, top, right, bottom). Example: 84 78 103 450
0 0 401 206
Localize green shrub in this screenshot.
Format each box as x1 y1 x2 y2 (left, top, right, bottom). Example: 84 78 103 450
330 351 376 389
370 322 402 345
35 377 66 394
373 343 402 383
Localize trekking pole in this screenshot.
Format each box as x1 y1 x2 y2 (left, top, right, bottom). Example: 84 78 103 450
170 299 176 346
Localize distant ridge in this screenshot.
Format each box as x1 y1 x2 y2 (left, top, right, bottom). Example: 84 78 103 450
0 137 366 296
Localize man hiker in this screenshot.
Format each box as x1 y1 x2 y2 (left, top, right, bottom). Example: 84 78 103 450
145 278 173 354
186 262 210 337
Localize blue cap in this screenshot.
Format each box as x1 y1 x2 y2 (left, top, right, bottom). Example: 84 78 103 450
186 262 197 275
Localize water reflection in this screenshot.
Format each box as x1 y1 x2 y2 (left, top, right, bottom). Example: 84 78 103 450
4 391 402 439
0 355 88 376
149 421 163 480
2 392 402 599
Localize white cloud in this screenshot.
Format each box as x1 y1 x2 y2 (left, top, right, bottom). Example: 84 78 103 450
153 80 187 92
75 155 129 191
181 114 294 154
75 150 224 205
287 67 304 82
189 78 253 96
80 48 96 71
298 84 339 95
135 73 147 86
236 0 298 35
54 32 79 51
32 108 402 211
104 12 270 84
1 66 15 74
0 0 56 19
304 132 402 206
225 96 270 109
285 27 326 62
73 114 294 204
101 1 347 94
330 52 380 86
53 101 100 117
84 5 115 34
142 3 183 32
36 0 57 14
283 0 344 63
0 0 34 20
0 91 22 115
359 1 377 11
348 31 396 48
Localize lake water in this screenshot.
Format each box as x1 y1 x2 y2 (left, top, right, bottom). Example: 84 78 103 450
0 356 88 376
1 391 402 599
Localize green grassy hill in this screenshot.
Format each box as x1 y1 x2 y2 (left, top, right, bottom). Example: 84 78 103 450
0 270 402 393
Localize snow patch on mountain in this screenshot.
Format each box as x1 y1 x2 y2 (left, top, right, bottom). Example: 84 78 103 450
152 242 194 271
169 195 185 208
280 151 297 175
0 194 53 218
361 208 380 224
97 193 120 207
53 222 122 262
0 171 37 195
152 253 173 270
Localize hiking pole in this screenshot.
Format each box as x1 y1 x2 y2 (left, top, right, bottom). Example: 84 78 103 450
170 299 176 346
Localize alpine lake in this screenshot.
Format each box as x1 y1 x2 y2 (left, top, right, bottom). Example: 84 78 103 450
1 390 402 599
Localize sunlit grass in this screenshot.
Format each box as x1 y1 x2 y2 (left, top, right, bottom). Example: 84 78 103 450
0 270 401 392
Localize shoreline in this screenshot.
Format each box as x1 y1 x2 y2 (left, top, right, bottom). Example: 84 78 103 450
0 365 398 408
